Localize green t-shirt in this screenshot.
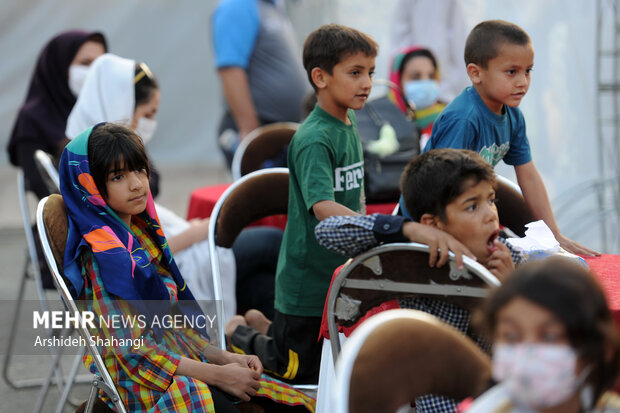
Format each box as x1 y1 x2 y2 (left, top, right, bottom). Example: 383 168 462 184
275 105 365 317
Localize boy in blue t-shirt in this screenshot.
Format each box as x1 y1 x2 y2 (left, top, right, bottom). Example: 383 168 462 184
425 19 598 256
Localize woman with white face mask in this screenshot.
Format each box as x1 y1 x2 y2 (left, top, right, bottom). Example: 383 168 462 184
7 30 107 199
65 53 283 323
460 257 620 413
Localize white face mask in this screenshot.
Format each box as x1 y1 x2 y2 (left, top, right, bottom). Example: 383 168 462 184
492 343 589 410
135 117 158 144
68 64 90 96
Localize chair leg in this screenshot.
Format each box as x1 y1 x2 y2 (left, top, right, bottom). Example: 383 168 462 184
84 380 99 413
54 348 86 413
2 254 37 389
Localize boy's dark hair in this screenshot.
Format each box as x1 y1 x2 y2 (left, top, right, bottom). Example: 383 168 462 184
88 122 150 199
476 257 620 405
464 20 531 68
134 62 158 107
303 24 378 91
399 149 496 221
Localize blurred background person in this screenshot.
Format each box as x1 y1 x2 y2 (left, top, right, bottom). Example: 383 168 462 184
7 30 107 199
211 0 310 168
388 0 470 102
388 46 446 151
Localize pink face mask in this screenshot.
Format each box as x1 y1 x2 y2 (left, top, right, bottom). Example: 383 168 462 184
492 343 588 409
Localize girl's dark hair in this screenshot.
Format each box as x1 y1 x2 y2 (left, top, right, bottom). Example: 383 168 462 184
87 123 150 199
478 258 620 403
399 48 438 77
134 63 158 107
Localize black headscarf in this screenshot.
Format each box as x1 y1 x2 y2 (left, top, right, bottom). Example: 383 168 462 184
7 30 108 165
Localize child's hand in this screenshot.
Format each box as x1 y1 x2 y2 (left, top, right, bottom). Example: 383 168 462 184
485 239 514 280
213 363 261 402
556 233 601 257
227 353 264 376
402 222 475 269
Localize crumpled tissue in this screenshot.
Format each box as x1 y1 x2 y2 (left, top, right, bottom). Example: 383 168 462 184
506 220 587 266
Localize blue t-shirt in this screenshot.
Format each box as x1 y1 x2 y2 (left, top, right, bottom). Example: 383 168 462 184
212 0 260 69
424 86 532 167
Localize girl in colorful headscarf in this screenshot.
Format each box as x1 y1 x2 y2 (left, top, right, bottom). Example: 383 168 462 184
65 53 282 325
60 123 315 412
7 30 107 199
388 46 446 151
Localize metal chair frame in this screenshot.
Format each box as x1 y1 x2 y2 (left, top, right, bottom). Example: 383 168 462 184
37 195 128 413
331 309 491 413
208 168 318 395
3 170 81 413
325 242 500 363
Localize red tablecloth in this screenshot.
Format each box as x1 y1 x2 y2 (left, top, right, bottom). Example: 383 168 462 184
584 254 620 326
187 183 396 229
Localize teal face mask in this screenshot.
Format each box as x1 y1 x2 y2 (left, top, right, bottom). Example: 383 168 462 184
403 79 439 110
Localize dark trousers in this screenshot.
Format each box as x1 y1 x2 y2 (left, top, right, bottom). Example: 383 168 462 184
232 227 283 320
230 310 322 384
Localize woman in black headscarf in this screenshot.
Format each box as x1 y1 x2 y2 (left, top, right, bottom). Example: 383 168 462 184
7 30 107 198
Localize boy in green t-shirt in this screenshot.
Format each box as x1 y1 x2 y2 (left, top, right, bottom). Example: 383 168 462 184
225 24 378 383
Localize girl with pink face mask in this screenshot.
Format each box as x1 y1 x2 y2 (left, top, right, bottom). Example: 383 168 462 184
461 258 620 413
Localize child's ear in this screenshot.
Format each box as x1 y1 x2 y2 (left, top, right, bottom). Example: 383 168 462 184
467 63 482 85
311 67 328 90
420 213 444 230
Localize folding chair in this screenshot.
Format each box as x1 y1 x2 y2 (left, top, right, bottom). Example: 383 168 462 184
208 168 318 394
37 195 127 413
330 309 491 413
3 171 60 390
208 168 289 349
325 242 500 361
231 122 299 180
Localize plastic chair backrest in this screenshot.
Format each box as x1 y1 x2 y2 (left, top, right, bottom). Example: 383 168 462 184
231 122 299 180
326 242 500 361
36 195 127 413
332 309 491 413
495 174 534 237
208 168 289 349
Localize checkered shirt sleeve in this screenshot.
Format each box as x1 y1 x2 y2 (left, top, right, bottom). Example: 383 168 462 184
315 214 380 257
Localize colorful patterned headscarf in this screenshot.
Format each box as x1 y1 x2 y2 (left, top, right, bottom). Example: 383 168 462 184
388 45 440 114
60 124 205 338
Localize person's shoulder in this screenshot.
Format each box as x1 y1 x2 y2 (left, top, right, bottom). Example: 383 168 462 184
291 112 332 148
437 88 477 120
213 0 258 22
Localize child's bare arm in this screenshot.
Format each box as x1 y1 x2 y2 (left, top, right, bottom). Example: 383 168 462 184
514 161 599 256
167 218 210 254
312 200 359 221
